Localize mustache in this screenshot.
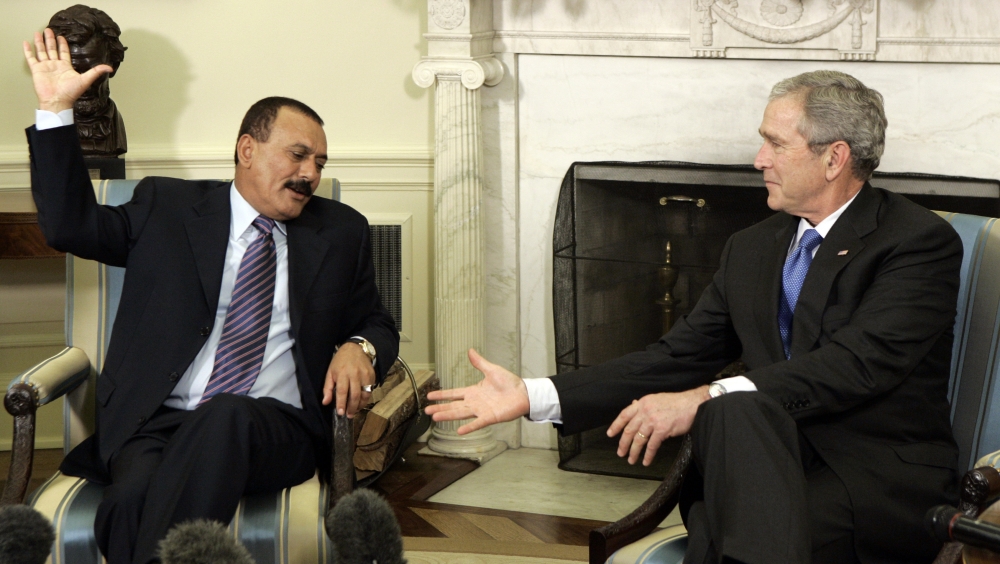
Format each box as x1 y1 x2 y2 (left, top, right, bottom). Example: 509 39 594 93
284 179 314 197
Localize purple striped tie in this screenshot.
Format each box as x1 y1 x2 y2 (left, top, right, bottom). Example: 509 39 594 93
199 215 277 405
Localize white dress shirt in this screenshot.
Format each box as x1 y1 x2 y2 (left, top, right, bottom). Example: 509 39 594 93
36 109 302 409
524 192 860 424
165 186 302 409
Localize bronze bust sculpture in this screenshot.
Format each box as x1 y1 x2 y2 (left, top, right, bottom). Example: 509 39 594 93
48 5 127 157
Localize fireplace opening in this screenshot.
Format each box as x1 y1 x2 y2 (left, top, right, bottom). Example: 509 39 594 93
552 161 1000 480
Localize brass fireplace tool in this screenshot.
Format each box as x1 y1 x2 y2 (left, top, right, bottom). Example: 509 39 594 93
656 241 679 334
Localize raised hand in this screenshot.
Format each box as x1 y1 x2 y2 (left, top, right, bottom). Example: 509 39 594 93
23 28 112 113
425 349 530 435
607 386 710 467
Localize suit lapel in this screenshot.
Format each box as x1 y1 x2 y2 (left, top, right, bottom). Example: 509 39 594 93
755 215 797 362
286 205 331 336
185 184 231 313
790 184 879 356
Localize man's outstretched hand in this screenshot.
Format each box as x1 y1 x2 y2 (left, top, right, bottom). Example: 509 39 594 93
23 28 112 113
425 349 530 435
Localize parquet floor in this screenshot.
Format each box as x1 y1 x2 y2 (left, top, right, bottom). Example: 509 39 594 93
0 443 608 547
373 443 608 545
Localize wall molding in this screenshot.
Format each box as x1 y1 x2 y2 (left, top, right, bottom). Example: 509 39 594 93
0 333 64 350
0 146 434 196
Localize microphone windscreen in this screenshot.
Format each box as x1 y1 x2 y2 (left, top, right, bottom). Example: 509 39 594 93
327 489 407 564
158 519 255 564
0 504 55 564
926 505 959 542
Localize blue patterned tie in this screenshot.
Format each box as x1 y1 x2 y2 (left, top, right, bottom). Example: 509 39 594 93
778 228 823 360
200 216 277 405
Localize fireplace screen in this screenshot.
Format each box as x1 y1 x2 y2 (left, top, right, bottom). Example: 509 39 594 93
553 161 1000 480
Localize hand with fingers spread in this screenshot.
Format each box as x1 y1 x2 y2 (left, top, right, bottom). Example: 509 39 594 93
322 342 376 418
23 28 113 113
608 385 711 467
425 349 530 435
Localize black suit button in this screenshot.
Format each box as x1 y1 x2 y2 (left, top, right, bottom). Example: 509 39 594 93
138 416 147 425
169 372 180 382
200 326 211 336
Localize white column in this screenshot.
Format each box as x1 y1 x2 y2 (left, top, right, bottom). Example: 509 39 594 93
413 0 505 463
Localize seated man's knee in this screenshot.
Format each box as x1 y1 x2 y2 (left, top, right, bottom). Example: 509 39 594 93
101 477 149 513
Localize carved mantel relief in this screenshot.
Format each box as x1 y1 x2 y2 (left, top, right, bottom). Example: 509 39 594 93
693 0 878 60
429 0 467 30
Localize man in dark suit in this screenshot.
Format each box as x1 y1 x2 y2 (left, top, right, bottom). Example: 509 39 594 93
427 70 961 563
24 29 398 564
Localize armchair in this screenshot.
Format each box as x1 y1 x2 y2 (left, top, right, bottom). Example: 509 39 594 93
2 178 429 564
593 211 1000 564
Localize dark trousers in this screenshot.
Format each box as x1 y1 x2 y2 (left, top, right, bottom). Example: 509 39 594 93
680 392 859 564
93 394 317 564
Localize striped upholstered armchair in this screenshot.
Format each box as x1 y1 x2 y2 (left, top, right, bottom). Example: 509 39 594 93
592 211 1000 564
2 178 358 564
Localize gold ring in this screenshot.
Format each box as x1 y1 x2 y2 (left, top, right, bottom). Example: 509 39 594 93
636 432 647 439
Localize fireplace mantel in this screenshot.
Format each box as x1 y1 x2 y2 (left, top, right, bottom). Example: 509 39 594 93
415 0 1000 452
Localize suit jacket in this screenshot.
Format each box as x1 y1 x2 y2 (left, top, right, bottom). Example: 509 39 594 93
27 124 399 479
552 184 962 562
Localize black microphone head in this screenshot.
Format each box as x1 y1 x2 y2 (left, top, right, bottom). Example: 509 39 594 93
326 489 406 564
926 505 961 542
0 504 55 564
158 519 255 564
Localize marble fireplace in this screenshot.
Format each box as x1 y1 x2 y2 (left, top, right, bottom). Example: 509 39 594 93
412 0 1000 459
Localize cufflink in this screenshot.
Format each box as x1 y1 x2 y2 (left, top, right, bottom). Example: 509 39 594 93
708 382 728 398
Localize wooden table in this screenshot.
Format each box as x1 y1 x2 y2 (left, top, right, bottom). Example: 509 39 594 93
0 212 64 259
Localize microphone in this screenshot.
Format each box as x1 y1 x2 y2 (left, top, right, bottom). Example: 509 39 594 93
158 519 255 564
326 489 407 564
0 504 55 564
927 505 1000 552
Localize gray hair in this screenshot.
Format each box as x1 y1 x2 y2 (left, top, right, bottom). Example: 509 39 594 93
769 70 887 181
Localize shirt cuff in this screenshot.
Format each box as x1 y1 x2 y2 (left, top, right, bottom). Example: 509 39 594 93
36 109 75 130
713 375 757 393
523 377 562 424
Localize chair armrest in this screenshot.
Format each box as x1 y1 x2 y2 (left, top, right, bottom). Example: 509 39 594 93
330 412 355 507
589 434 694 564
959 466 1000 516
930 461 1000 564
7 346 92 409
1 347 91 506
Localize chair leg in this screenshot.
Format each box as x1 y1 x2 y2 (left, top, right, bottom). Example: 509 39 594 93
2 383 38 506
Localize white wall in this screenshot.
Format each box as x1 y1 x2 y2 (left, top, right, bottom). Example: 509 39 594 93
0 0 435 449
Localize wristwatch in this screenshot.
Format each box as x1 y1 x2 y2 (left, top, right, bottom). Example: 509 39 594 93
347 337 377 364
708 381 728 399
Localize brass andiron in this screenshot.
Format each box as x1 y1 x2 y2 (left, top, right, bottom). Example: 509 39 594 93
656 241 679 334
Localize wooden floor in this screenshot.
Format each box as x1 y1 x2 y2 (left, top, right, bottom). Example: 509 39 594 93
0 443 606 546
